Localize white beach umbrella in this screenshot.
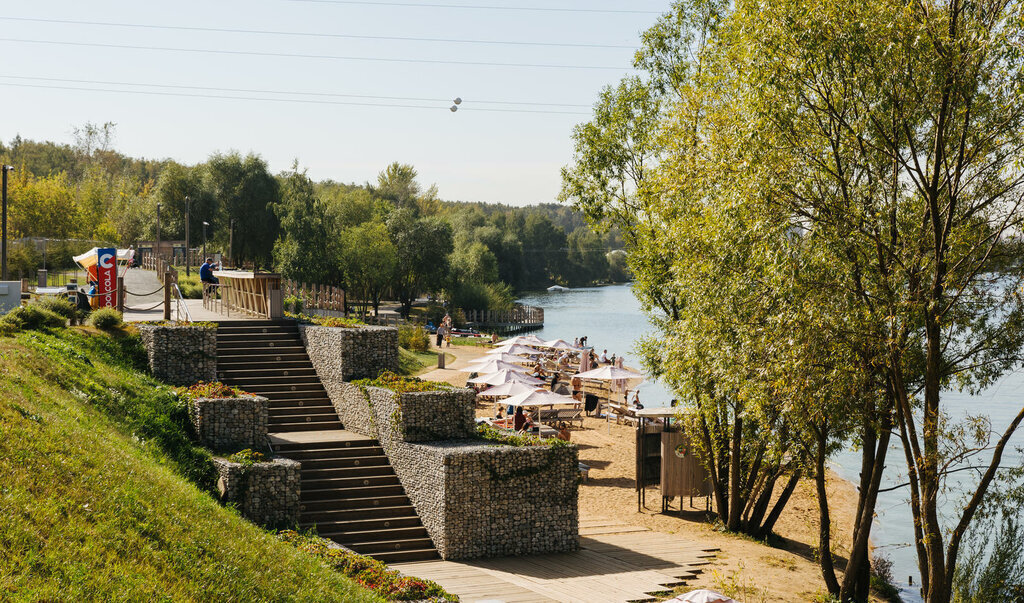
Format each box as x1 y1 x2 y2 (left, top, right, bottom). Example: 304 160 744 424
489 343 543 356
467 370 545 386
465 358 531 374
477 382 539 398
482 352 536 364
500 335 546 346
542 338 580 350
503 389 578 408
573 365 645 381
670 590 737 603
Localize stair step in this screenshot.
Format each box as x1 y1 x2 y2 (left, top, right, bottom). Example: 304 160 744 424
276 446 384 460
217 341 306 350
266 404 335 416
257 391 330 402
318 526 429 542
271 421 343 433
361 548 439 563
301 504 417 523
299 494 411 513
301 484 406 501
216 320 296 328
230 381 326 392
268 412 340 425
300 465 395 480
216 334 301 344
297 456 390 470
302 475 400 490
302 515 423 533
218 356 312 366
343 537 436 555
217 368 318 379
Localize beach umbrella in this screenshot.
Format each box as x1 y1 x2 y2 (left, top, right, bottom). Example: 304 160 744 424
670 590 737 603
480 352 534 364
467 370 545 386
542 338 579 350
573 365 644 381
579 349 592 373
489 343 543 356
613 356 627 394
500 335 546 346
465 359 531 374
477 382 538 398
503 389 578 408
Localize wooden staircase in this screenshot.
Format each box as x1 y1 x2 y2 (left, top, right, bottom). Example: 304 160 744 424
215 320 438 562
216 321 342 432
274 438 439 562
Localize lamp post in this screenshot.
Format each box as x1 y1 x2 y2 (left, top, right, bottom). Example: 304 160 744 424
184 196 191 276
202 221 209 264
1 165 14 281
229 218 235 268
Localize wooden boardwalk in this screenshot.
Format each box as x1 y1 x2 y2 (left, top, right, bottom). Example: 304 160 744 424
390 519 717 603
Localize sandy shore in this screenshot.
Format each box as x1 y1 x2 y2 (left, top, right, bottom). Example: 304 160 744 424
418 339 862 602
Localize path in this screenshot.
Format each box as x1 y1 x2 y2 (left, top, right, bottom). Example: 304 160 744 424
390 519 717 603
120 268 223 322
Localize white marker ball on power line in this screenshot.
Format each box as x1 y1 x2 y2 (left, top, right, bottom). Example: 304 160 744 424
450 105 458 112
454 97 462 105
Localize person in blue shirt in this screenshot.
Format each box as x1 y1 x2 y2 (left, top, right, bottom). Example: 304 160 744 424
199 258 219 285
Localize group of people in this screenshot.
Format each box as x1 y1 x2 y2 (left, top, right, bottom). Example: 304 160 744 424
434 313 453 348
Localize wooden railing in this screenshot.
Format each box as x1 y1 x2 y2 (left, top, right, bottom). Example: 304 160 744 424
213 271 283 319
282 280 346 313
463 304 544 333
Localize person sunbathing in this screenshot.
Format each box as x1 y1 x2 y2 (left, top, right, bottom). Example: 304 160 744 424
513 407 533 431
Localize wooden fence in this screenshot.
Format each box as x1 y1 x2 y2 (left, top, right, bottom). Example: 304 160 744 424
464 304 544 334
282 280 346 313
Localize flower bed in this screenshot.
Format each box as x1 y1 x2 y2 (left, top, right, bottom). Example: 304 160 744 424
352 371 453 394
179 382 268 452
278 531 456 601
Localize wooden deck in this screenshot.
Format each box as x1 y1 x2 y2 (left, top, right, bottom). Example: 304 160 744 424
390 519 717 603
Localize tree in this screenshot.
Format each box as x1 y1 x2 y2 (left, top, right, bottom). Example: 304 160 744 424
206 152 280 266
386 209 453 318
273 167 336 285
373 162 421 211
339 220 397 316
148 163 217 246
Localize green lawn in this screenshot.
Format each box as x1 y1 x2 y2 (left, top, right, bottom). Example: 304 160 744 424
0 327 382 602
398 347 454 375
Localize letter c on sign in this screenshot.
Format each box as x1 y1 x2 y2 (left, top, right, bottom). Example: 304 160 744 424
99 253 115 269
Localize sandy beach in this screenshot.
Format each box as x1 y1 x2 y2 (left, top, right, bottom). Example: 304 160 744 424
419 338 864 603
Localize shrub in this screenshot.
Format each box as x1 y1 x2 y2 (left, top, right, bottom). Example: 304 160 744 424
178 381 252 401
31 296 78 321
284 295 305 314
228 449 266 465
0 305 67 331
397 325 430 352
88 308 123 330
352 371 452 393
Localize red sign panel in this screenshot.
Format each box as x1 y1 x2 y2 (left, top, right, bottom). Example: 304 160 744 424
96 248 117 308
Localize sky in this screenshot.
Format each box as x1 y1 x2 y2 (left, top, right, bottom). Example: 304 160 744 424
0 1 672 205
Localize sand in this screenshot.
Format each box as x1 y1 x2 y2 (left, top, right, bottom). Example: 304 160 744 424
418 339 866 602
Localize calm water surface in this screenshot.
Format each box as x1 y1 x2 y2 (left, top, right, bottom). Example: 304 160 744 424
520 283 1024 601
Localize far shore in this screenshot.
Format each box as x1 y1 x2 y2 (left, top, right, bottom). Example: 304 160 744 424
419 337 862 602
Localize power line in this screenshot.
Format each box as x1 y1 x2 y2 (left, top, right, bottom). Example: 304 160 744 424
0 74 592 108
285 0 661 14
0 37 627 70
0 16 637 50
0 81 591 115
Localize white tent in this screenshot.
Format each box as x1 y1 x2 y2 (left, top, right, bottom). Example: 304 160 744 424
480 352 534 364
502 389 578 408
500 334 546 346
465 359 531 374
573 365 645 381
543 338 580 350
488 343 543 357
467 370 546 386
477 382 539 398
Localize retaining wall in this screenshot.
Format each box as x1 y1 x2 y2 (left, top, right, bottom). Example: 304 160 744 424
341 384 579 559
188 395 269 452
137 324 217 386
299 324 399 384
213 456 300 528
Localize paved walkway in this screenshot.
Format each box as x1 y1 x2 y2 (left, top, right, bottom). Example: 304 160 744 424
120 268 226 322
390 519 717 603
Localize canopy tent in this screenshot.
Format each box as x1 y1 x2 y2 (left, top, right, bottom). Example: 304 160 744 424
72 247 135 269
500 334 546 347
489 343 543 357
467 370 546 386
543 338 580 350
502 389 578 408
574 365 645 381
477 382 540 398
465 358 531 374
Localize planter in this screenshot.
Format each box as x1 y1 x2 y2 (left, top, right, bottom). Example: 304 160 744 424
212 456 300 528
188 395 269 451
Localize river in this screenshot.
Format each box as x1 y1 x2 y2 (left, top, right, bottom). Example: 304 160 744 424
518 283 1024 601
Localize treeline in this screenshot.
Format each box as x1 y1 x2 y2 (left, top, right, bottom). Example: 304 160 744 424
0 126 629 312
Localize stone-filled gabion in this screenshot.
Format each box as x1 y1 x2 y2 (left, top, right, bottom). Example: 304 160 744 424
299 324 398 383
137 324 217 386
188 395 269 451
342 384 580 560
212 456 300 528
331 382 476 441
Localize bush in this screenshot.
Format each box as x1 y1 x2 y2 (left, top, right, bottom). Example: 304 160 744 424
398 325 430 352
88 308 123 330
31 296 78 321
284 295 305 314
0 305 67 331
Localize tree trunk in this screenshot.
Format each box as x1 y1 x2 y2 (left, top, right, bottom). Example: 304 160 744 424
727 413 744 532
814 427 841 596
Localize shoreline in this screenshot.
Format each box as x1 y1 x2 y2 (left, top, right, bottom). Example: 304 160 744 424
417 339 862 602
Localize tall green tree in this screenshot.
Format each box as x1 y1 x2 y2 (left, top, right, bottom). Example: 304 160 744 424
386 209 453 318
273 167 336 285
206 152 280 266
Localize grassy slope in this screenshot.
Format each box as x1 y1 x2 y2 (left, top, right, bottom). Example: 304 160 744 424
0 328 381 602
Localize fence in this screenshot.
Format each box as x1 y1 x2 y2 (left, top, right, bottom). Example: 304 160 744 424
282 280 346 313
463 305 544 334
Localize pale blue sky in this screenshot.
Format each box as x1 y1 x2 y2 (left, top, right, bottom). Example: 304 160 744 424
1 1 670 205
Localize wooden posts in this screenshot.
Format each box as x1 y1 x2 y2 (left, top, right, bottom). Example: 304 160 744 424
163 270 172 321
116 276 125 313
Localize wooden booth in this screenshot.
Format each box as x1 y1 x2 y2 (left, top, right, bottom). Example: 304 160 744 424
634 408 712 513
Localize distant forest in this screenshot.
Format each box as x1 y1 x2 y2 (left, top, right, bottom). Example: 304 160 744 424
0 125 629 313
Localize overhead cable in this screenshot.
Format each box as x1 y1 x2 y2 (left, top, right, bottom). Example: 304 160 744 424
285 0 661 14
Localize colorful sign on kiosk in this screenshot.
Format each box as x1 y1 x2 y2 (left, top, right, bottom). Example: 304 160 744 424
72 247 134 309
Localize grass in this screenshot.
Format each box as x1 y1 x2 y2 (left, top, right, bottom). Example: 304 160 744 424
0 326 382 602
397 347 454 376
447 337 492 347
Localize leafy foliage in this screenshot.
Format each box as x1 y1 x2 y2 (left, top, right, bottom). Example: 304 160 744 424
1 304 67 331
352 371 452 393
397 325 430 352
179 381 252 401
87 308 123 330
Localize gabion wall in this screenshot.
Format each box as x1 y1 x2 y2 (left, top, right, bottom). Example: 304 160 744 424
299 324 399 384
213 456 300 528
344 385 580 560
188 395 269 452
330 383 476 442
332 382 376 437
137 324 217 386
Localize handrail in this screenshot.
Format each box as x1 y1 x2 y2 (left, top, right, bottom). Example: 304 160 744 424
173 283 193 323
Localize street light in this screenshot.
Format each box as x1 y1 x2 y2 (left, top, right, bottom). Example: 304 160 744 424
1 165 15 281
229 218 235 268
202 221 209 264
184 196 191 276
155 202 162 262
